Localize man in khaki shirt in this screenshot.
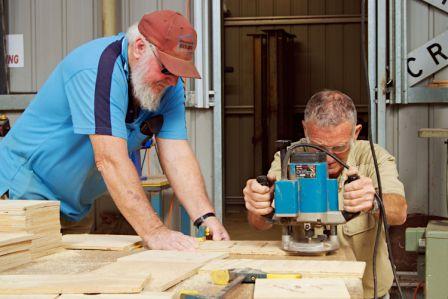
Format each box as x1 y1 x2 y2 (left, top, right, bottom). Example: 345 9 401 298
243 90 407 299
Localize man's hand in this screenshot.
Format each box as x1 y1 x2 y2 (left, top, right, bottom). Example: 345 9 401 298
342 167 375 213
243 175 276 216
202 216 230 240
143 226 198 251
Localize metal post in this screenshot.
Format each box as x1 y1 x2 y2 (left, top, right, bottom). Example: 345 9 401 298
377 0 387 147
368 0 377 143
194 0 210 108
393 0 403 104
212 0 223 220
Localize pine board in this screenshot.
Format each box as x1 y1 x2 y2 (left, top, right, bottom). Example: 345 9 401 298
59 293 174 299
199 240 286 255
0 274 149 294
0 296 58 299
118 249 228 264
0 250 32 272
93 261 201 292
0 270 150 294
254 278 350 299
200 259 365 279
0 233 33 247
62 234 142 251
198 241 356 260
0 241 31 257
0 200 59 212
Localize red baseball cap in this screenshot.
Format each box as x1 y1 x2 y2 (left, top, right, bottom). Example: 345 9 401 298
138 10 201 79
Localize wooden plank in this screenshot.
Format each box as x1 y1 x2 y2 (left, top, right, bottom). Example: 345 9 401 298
0 200 59 213
0 296 58 299
0 241 31 257
254 278 350 299
59 292 174 299
0 255 157 294
198 241 356 260
93 261 201 292
118 250 228 264
62 234 142 251
200 259 365 279
0 273 149 294
0 250 32 272
0 233 33 247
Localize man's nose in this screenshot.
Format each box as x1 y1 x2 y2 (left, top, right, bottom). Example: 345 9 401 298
326 154 335 164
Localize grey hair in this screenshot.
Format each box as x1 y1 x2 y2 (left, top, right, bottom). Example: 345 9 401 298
126 23 141 44
304 90 357 127
126 23 157 54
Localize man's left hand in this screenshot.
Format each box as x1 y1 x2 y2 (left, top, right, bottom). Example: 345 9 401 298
342 167 375 213
202 216 231 241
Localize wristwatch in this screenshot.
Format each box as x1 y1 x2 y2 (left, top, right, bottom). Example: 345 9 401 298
193 212 216 228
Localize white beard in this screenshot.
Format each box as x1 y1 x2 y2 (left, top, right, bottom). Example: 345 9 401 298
130 51 167 111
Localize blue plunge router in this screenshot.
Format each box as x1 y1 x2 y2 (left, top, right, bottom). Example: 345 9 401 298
262 142 347 255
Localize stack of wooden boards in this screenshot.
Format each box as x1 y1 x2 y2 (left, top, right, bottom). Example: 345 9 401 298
0 200 62 263
0 233 33 272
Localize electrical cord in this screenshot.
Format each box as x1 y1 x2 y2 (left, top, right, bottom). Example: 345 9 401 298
360 1 404 298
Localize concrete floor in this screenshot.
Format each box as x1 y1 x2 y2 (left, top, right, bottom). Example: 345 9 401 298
223 206 282 240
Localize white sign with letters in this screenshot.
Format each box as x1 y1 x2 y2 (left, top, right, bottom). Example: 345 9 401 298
6 34 24 68
407 30 448 86
420 0 448 14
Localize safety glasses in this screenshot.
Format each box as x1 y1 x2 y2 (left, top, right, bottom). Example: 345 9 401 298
305 137 354 154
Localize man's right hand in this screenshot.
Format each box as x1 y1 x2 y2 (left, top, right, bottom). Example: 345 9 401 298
243 175 276 216
144 226 198 251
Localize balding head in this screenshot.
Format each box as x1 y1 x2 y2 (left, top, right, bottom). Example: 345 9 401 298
304 90 357 128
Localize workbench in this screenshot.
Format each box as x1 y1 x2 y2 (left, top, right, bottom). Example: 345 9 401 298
1 243 364 298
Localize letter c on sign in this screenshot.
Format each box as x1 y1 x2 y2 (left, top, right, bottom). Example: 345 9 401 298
407 57 423 78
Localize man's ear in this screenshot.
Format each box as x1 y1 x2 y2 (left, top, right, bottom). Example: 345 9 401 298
131 37 146 61
302 120 307 136
354 124 362 140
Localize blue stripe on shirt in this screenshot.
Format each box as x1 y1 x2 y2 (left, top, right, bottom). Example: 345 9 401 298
94 38 123 134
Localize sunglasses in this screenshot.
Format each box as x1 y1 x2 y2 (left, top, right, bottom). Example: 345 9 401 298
140 115 164 137
149 47 175 76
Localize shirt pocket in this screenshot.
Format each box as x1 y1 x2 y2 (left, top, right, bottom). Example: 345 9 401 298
342 212 376 236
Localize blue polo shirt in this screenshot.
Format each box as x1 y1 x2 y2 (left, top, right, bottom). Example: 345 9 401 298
0 33 187 221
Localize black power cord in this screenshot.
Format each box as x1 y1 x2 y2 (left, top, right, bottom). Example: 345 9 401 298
360 1 404 298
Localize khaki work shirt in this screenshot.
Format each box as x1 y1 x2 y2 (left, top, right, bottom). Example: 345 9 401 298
268 140 405 298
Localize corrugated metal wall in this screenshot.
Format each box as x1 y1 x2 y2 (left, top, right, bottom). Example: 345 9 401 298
386 0 448 217
6 0 447 224
223 0 368 208
6 0 215 232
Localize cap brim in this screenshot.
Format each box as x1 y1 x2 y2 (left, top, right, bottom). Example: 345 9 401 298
157 50 201 79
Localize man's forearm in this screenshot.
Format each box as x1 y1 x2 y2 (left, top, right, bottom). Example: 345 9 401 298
248 211 273 230
157 139 215 220
380 193 407 226
98 156 163 239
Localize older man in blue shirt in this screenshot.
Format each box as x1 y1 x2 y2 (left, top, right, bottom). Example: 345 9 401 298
0 10 229 251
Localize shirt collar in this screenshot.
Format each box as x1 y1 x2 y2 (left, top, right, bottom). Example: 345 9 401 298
120 34 129 80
